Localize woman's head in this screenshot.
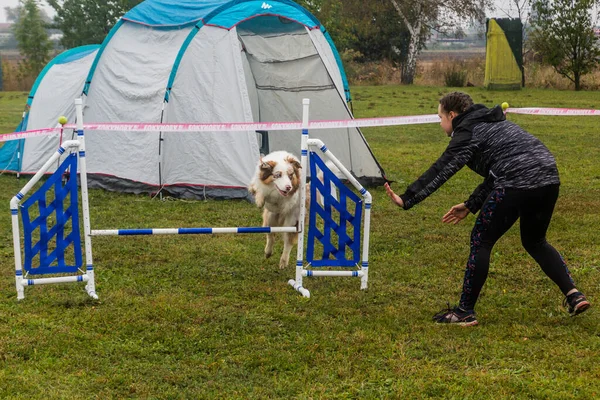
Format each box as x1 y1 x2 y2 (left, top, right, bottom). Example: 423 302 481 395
438 92 474 136
439 92 474 115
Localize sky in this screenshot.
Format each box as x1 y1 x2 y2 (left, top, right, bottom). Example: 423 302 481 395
0 0 528 24
0 0 55 23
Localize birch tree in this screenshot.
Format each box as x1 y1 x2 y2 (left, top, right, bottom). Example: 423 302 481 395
389 0 488 84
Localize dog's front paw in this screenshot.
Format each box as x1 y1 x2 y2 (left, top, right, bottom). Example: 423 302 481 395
279 256 289 269
264 246 272 259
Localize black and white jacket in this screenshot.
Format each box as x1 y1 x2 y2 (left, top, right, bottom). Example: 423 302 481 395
399 104 560 213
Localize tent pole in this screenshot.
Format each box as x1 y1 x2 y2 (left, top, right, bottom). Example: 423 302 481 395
157 101 166 200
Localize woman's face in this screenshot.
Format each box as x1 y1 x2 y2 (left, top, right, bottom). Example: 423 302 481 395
438 104 455 136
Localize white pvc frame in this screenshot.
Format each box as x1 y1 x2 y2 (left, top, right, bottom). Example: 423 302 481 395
11 99 97 300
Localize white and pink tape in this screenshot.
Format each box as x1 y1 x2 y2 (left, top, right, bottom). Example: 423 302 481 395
1 107 598 143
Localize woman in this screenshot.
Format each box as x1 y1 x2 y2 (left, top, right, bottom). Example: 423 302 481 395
385 92 590 326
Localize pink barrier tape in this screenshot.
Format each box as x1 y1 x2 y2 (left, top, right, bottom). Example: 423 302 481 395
2 107 598 143
0 114 440 142
60 114 441 133
506 107 600 116
0 127 61 143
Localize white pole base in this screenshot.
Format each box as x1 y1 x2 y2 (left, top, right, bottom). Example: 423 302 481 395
288 279 310 298
18 274 99 300
22 275 89 286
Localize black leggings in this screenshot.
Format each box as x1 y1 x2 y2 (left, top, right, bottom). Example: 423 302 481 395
459 184 575 311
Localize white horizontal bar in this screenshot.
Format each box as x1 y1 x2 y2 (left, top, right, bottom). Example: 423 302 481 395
91 226 298 236
22 275 88 286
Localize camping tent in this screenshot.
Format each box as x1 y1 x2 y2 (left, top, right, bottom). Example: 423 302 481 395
0 0 386 199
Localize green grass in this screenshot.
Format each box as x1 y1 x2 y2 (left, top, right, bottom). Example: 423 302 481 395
1 86 599 399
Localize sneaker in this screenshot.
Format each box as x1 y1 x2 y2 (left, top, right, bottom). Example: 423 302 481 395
563 291 591 316
433 304 478 326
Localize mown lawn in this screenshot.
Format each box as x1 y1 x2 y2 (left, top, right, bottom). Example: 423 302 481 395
0 87 599 399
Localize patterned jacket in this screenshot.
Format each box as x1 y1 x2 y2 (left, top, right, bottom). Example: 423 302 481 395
399 104 560 213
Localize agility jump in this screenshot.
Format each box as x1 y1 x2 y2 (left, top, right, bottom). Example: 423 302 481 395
10 98 372 300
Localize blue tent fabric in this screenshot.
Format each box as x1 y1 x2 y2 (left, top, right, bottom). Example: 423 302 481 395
0 120 24 172
123 0 318 29
123 0 228 27
206 2 317 29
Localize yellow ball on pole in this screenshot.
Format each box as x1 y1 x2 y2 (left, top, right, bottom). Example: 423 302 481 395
58 116 68 125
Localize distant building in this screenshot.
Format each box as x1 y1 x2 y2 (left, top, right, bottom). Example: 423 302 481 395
0 22 13 40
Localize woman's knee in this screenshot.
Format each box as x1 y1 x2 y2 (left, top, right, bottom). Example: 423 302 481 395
522 237 547 254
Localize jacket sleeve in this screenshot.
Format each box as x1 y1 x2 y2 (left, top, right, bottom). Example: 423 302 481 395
464 176 495 214
399 128 476 210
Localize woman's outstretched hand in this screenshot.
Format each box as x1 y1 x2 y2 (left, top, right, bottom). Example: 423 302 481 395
442 203 470 224
384 182 404 208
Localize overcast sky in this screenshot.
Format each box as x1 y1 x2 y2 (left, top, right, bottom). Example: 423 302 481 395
0 0 54 22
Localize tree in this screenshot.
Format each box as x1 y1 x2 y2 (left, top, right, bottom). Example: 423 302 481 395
299 0 409 62
12 0 53 77
48 0 143 48
298 0 357 53
529 0 600 90
389 0 489 84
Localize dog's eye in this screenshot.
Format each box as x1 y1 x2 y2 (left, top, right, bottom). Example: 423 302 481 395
274 172 282 178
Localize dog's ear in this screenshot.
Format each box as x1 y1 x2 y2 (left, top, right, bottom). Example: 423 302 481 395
260 160 275 170
285 156 302 171
260 158 274 171
259 160 276 181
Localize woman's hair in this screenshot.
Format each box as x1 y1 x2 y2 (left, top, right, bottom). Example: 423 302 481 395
439 92 473 114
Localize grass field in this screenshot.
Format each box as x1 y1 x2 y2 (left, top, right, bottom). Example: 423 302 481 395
0 87 599 399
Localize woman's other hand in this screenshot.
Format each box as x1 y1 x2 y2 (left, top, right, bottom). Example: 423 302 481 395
442 203 470 224
384 182 404 208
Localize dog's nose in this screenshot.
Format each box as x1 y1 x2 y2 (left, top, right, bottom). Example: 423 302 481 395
285 185 292 191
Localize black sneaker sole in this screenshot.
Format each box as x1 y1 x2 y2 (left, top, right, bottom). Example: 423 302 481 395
434 319 479 327
572 301 590 316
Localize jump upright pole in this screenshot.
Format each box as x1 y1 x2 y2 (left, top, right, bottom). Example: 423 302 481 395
76 98 98 299
288 98 311 298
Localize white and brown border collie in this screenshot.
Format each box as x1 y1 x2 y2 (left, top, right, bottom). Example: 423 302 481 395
248 151 304 269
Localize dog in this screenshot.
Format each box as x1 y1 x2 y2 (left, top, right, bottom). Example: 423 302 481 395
248 151 304 269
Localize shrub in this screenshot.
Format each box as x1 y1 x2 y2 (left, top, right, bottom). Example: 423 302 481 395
1 60 36 91
444 67 468 87
415 55 485 87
